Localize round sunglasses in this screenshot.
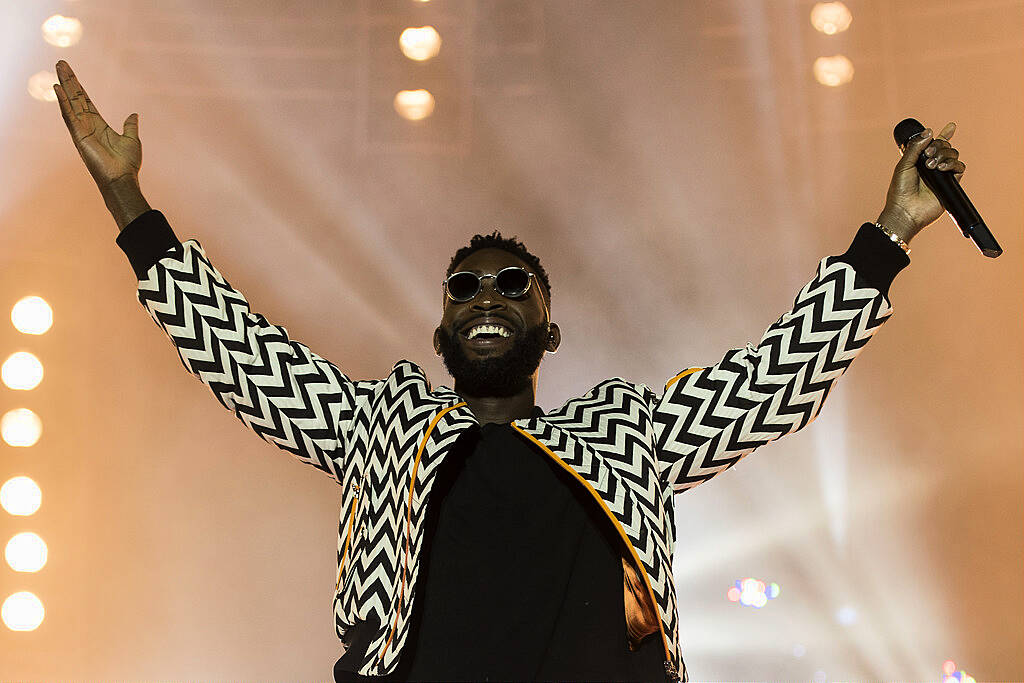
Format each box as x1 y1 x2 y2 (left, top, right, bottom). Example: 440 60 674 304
443 267 537 303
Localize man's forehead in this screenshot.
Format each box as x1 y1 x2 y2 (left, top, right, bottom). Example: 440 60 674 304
453 247 529 273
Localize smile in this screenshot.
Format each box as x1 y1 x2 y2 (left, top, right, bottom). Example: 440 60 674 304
464 323 513 340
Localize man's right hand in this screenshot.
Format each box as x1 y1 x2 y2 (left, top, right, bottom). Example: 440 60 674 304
55 60 142 191
55 60 150 231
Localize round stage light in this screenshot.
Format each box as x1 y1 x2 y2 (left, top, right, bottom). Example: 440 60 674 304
810 2 853 35
726 586 740 602
5 533 47 573
2 352 44 391
1 477 42 516
813 55 855 87
394 89 436 121
2 592 44 631
11 297 53 335
1 409 43 448
28 72 59 103
41 14 83 48
943 661 957 676
399 26 442 61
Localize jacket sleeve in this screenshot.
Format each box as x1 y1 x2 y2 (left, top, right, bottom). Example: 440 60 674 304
650 223 909 493
116 210 381 484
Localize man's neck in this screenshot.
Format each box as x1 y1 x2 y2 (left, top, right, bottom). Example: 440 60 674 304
456 375 538 425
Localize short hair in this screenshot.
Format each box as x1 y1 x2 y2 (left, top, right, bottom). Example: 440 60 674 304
446 230 552 302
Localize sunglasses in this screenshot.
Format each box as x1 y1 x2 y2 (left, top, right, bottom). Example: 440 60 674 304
443 267 537 303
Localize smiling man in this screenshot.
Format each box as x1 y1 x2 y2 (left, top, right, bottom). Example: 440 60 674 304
56 58 967 682
434 240 558 413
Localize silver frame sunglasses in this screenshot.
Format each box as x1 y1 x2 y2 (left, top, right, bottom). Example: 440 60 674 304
442 267 537 303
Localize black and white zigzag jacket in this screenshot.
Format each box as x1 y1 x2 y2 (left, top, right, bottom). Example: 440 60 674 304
116 211 908 681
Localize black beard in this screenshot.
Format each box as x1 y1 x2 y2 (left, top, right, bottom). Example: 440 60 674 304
437 323 549 398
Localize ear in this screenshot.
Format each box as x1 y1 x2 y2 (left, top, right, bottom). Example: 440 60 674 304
545 322 561 353
432 327 442 356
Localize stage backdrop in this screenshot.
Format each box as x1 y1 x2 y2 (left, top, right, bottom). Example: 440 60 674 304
1 0 1021 680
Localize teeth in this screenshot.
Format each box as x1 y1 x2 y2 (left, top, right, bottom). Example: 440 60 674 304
466 324 511 339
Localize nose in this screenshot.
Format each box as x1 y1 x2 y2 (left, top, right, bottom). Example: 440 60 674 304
471 298 504 312
469 276 506 310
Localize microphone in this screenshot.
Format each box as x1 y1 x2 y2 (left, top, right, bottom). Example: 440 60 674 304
893 118 1001 257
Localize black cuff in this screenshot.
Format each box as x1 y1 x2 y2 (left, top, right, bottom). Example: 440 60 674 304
833 222 911 299
115 209 183 280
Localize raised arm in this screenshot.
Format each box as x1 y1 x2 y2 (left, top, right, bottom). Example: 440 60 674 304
651 123 966 493
55 60 380 482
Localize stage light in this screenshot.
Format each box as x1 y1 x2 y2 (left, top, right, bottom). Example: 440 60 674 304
813 55 855 87
810 2 853 35
394 89 435 121
731 576 780 608
1 409 43 448
835 605 858 625
1 591 44 631
1 477 42 516
5 532 47 573
41 14 83 48
399 26 442 61
11 297 53 335
738 578 766 607
943 661 957 676
2 352 44 391
28 71 59 103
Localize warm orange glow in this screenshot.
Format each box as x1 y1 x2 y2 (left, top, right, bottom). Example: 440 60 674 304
11 297 53 335
5 533 47 573
394 89 436 121
41 14 83 48
813 55 855 86
2 592 44 631
0 477 42 516
810 2 853 35
1 409 43 448
399 26 442 61
2 352 44 391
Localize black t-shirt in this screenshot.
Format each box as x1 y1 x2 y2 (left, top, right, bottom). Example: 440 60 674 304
335 408 667 682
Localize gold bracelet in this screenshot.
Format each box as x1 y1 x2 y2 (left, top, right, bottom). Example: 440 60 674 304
874 221 911 258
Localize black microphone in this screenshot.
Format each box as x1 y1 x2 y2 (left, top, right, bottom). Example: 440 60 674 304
893 118 1001 257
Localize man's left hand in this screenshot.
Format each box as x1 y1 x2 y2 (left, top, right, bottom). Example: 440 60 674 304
876 121 966 244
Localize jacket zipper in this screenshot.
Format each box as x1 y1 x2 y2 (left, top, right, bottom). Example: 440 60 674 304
510 422 677 677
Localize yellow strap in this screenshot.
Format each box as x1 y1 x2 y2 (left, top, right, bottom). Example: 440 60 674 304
665 366 702 391
380 401 467 660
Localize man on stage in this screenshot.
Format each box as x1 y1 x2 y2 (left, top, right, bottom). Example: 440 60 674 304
55 59 966 682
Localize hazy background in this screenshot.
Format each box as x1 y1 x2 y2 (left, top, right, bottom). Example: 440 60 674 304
1 0 1021 680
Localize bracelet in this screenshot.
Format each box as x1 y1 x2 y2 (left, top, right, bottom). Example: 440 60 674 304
874 221 911 258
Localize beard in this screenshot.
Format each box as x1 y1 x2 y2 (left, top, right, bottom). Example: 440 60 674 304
436 322 549 398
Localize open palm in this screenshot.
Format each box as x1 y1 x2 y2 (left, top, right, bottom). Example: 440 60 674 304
54 60 141 190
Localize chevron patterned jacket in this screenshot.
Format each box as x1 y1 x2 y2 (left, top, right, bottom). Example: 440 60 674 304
119 211 905 681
